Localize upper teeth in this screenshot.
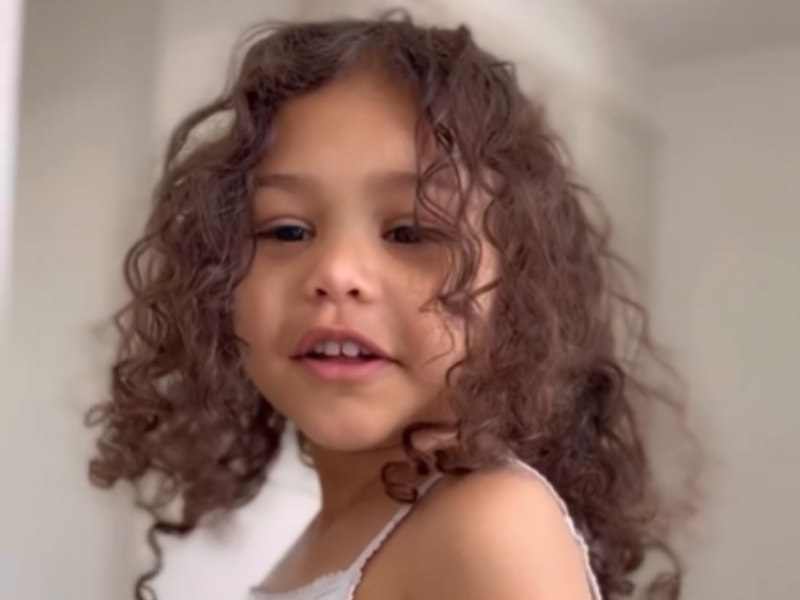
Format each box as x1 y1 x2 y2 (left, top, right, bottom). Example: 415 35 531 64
314 341 373 357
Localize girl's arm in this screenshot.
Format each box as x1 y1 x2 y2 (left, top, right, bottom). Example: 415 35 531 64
407 469 596 600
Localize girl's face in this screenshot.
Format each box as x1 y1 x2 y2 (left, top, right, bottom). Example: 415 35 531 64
234 68 494 452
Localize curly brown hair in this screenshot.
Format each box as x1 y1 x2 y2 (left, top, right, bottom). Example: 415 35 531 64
87 11 692 600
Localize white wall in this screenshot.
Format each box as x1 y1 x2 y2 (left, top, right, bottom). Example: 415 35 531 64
154 0 298 146
0 0 160 599
652 43 800 600
297 0 651 117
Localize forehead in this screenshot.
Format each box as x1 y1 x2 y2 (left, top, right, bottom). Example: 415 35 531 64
254 67 489 219
260 68 422 176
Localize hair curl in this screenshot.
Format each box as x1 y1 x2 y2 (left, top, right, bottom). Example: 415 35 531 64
87 12 694 600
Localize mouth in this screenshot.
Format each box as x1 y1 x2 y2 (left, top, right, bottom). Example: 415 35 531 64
292 327 394 382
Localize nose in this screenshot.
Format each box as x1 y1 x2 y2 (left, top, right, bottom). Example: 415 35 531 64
303 233 379 304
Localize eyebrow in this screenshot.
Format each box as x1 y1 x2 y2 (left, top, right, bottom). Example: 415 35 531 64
370 169 461 193
254 173 316 192
254 169 459 195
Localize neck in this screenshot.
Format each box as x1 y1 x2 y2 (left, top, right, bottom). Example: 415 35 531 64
306 442 409 523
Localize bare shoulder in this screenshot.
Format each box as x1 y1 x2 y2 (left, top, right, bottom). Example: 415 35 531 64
403 465 596 600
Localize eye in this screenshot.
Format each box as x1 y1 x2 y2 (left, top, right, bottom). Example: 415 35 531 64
385 224 424 245
256 222 314 243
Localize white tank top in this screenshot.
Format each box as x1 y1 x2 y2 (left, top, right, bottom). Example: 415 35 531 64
249 460 602 600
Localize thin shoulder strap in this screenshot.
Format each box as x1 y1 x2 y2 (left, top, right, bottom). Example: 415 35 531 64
511 459 603 600
346 474 443 582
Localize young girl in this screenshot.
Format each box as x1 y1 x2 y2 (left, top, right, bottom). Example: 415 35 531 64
87 12 687 600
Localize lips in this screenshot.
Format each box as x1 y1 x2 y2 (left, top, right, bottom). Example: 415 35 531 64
291 326 394 383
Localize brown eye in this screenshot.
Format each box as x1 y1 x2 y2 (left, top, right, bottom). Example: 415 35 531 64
256 224 313 243
385 224 423 244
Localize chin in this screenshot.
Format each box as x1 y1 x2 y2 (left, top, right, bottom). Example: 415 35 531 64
294 409 402 454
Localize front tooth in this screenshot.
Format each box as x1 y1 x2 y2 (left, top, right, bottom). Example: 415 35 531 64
323 341 341 356
314 343 326 354
341 341 360 357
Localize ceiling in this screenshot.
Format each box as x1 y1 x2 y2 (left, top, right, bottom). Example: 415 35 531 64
585 0 800 65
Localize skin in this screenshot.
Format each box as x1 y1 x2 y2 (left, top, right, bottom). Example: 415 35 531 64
233 66 593 600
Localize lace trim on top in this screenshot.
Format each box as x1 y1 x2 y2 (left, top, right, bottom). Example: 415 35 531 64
251 570 347 600
251 474 442 600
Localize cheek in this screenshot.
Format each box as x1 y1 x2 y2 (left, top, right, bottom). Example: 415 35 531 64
232 279 288 400
232 280 255 342
409 308 466 385
232 269 280 347
407 247 497 382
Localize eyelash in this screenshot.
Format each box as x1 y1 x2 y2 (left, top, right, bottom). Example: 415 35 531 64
256 224 312 243
255 223 430 245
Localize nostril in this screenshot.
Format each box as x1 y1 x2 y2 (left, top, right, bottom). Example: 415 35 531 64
313 287 360 298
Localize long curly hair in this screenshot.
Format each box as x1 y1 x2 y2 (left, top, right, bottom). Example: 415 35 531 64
87 12 694 600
